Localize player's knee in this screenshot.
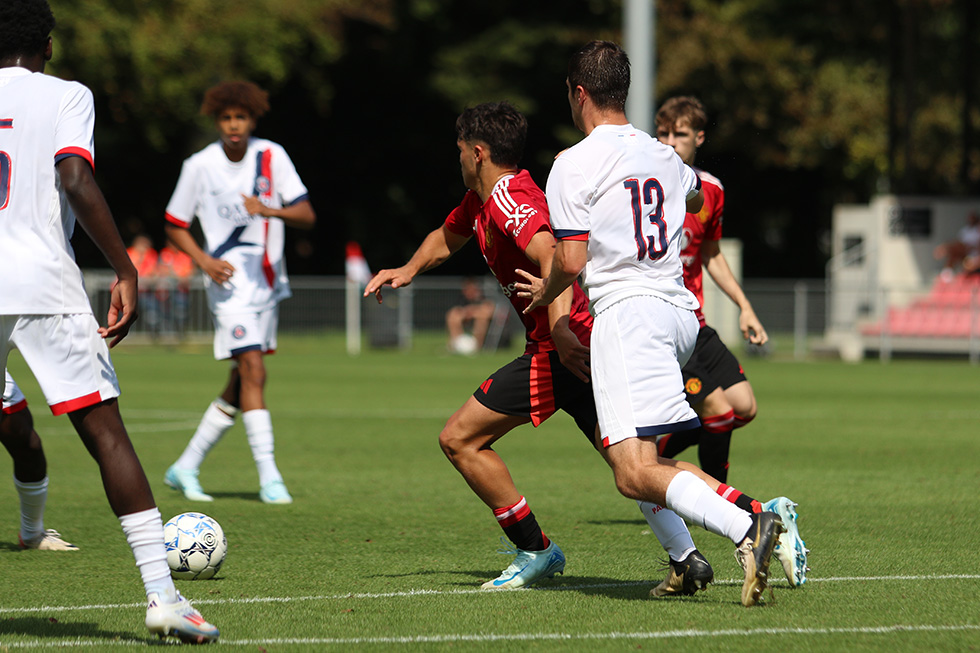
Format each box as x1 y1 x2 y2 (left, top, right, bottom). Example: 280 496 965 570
610 466 645 501
0 409 36 449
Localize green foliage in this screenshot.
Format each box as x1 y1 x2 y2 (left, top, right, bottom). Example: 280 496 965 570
47 0 370 150
1 336 979 650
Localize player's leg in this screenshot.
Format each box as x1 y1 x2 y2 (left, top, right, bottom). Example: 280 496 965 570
1 400 78 551
696 387 735 482
165 365 240 502
590 297 782 606
236 348 290 503
725 379 757 428
443 355 565 589
11 314 217 641
71 400 218 641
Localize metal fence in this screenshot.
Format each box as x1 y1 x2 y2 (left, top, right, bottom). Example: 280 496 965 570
84 271 837 357
86 271 980 363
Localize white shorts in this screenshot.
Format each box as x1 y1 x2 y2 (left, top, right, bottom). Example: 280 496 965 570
590 295 701 447
1 314 120 415
212 307 279 360
3 369 27 415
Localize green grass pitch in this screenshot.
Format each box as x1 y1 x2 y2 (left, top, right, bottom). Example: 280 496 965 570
1 333 978 651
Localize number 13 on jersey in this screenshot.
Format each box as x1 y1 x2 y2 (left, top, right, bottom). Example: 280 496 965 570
624 178 667 261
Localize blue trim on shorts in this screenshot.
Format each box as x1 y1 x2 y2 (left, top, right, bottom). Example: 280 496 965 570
230 344 263 357
636 416 701 437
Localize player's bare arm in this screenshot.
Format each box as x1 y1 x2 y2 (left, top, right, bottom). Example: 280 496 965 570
516 239 587 313
364 225 469 303
701 239 769 345
241 196 316 230
524 232 590 383
58 156 138 347
686 189 704 214
164 223 236 285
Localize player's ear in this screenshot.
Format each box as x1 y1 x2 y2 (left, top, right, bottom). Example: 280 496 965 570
695 130 705 148
44 36 53 62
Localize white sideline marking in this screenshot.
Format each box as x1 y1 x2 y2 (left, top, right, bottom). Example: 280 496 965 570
1 574 978 616
0 624 978 648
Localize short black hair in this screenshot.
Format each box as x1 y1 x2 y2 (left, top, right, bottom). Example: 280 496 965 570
567 40 630 112
0 0 55 60
455 101 527 168
200 81 270 120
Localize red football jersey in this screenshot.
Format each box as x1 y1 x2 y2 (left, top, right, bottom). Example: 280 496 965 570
444 169 593 354
679 168 724 326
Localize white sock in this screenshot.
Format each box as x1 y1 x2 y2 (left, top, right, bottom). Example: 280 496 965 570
664 471 753 544
15 475 47 541
175 399 237 470
243 409 281 486
637 500 696 562
119 507 177 602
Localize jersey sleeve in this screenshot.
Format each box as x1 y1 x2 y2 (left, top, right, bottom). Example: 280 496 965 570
545 156 591 240
444 191 480 236
678 159 702 200
53 84 95 170
271 145 309 206
165 159 200 228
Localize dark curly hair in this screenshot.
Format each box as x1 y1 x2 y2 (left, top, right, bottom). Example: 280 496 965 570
455 101 527 168
0 0 55 60
200 81 270 120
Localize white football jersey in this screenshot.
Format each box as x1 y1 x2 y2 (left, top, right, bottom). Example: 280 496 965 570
165 138 308 315
546 123 701 315
0 68 95 315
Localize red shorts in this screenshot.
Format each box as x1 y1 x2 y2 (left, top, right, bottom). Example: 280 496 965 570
472 350 599 449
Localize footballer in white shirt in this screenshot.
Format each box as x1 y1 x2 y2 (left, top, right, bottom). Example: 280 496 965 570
162 81 316 506
0 0 218 641
516 40 785 607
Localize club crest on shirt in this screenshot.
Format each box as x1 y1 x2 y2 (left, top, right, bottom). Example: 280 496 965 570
685 377 702 395
232 325 247 339
484 222 493 249
255 176 271 195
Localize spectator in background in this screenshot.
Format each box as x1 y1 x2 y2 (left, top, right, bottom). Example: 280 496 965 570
157 243 196 336
446 277 496 355
126 234 160 333
935 211 980 280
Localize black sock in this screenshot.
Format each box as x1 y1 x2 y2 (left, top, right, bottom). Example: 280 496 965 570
658 428 702 458
698 432 732 483
493 497 548 551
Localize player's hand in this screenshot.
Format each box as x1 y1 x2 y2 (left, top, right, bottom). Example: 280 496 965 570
552 322 590 383
241 194 269 217
201 257 236 286
513 268 548 313
363 268 414 303
101 277 139 348
740 308 769 346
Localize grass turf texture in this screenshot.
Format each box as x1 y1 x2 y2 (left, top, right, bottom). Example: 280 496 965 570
1 333 978 651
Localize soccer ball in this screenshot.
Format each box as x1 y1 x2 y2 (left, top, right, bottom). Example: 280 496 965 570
451 333 478 355
163 512 227 580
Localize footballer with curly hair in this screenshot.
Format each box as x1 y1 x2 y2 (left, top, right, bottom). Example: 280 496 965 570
163 81 316 506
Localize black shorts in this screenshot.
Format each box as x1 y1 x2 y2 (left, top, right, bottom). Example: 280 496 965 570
681 326 747 404
473 349 599 449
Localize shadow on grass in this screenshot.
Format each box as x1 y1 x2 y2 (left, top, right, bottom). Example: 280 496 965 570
0 616 155 645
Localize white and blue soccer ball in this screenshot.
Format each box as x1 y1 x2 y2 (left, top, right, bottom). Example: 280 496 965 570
164 512 227 580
